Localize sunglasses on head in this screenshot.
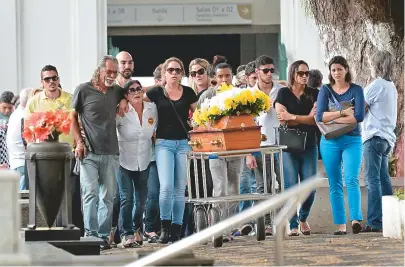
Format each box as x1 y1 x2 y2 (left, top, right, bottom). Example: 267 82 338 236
127 86 143 94
297 71 310 77
42 76 59 83
259 68 275 74
166 68 182 75
190 68 206 77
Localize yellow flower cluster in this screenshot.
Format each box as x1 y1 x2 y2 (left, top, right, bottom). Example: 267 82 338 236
192 86 271 127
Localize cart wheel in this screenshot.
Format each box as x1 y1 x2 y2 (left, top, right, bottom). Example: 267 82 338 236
209 207 223 248
195 206 208 232
256 216 266 241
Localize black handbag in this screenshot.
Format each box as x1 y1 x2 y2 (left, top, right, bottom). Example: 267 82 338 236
275 123 307 153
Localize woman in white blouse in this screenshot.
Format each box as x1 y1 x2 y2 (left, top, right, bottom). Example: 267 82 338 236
116 80 157 248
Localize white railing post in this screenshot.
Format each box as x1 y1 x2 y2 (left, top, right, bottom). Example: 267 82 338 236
125 178 324 267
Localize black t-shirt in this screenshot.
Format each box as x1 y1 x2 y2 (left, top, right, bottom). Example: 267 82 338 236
146 85 197 140
274 87 319 147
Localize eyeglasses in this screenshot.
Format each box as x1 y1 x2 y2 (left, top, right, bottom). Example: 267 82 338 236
42 76 59 83
128 87 143 94
166 68 182 75
259 68 275 74
297 71 310 77
190 68 206 77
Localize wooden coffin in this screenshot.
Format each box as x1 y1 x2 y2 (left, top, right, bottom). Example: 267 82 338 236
188 115 263 152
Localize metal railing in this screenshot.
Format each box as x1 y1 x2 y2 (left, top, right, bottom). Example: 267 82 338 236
125 177 325 267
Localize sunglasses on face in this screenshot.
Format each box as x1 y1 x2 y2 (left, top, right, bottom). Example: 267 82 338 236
166 68 182 75
127 87 143 94
297 71 310 77
42 76 59 83
259 68 275 74
190 68 206 77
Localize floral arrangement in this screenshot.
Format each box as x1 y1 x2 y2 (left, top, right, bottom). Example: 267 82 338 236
192 83 271 126
23 110 71 142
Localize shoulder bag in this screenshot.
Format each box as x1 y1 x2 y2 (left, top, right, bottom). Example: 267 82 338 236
275 122 307 153
316 85 357 140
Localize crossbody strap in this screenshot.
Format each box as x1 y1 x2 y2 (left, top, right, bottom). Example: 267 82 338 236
324 84 342 110
160 87 190 140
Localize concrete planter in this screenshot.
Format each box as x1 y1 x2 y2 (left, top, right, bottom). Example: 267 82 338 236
382 196 404 239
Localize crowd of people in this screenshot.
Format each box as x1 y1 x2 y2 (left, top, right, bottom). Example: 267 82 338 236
0 50 398 250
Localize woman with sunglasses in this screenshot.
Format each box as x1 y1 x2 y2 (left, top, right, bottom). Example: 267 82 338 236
316 56 365 235
274 60 319 236
116 80 158 248
144 57 198 243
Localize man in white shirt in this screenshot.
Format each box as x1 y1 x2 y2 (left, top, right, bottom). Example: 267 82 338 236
6 88 32 189
246 55 284 235
362 51 398 232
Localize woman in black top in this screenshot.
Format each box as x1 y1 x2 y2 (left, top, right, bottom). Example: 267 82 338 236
144 57 197 243
274 60 318 236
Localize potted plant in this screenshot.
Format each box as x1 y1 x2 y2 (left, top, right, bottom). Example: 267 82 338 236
382 188 404 239
190 83 271 152
23 110 72 228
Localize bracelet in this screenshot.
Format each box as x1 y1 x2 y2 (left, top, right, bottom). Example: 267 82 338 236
340 110 344 117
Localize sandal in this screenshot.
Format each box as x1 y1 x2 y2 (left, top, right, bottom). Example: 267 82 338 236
288 229 299 236
144 232 159 244
300 221 311 236
134 231 144 246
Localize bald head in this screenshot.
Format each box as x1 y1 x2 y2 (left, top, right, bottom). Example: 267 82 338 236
116 51 134 79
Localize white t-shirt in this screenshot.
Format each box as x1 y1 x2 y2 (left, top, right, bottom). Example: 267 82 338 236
361 77 398 148
250 82 284 146
6 106 25 170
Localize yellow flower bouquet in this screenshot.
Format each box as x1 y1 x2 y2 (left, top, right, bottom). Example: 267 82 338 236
193 83 271 127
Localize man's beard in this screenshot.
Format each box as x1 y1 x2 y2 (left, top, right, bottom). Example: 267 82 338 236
120 69 132 79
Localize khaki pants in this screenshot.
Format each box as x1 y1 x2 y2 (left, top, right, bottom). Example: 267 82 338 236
209 158 242 221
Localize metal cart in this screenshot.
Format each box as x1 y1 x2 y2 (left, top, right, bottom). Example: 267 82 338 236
186 145 286 247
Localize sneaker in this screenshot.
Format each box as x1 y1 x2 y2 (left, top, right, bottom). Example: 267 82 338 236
100 239 112 250
240 224 253 236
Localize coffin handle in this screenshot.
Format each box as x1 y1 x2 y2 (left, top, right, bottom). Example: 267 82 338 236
210 139 223 147
188 139 202 147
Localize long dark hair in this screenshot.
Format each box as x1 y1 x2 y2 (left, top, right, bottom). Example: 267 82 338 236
328 56 352 84
287 60 313 101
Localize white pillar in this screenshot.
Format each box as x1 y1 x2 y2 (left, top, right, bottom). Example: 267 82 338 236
0 171 20 254
0 0 107 94
280 0 329 81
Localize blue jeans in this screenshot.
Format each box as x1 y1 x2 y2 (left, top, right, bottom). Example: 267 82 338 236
283 146 317 229
80 152 119 239
14 166 27 190
155 139 190 225
117 165 149 237
239 158 256 212
145 161 160 233
320 135 363 224
363 136 393 229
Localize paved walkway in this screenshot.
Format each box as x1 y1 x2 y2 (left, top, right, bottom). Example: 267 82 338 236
102 233 404 266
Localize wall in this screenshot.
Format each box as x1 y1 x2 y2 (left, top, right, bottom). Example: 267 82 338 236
0 0 107 94
280 0 329 81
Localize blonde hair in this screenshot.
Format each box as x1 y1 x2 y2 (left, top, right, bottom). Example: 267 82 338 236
188 58 210 93
162 57 185 75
